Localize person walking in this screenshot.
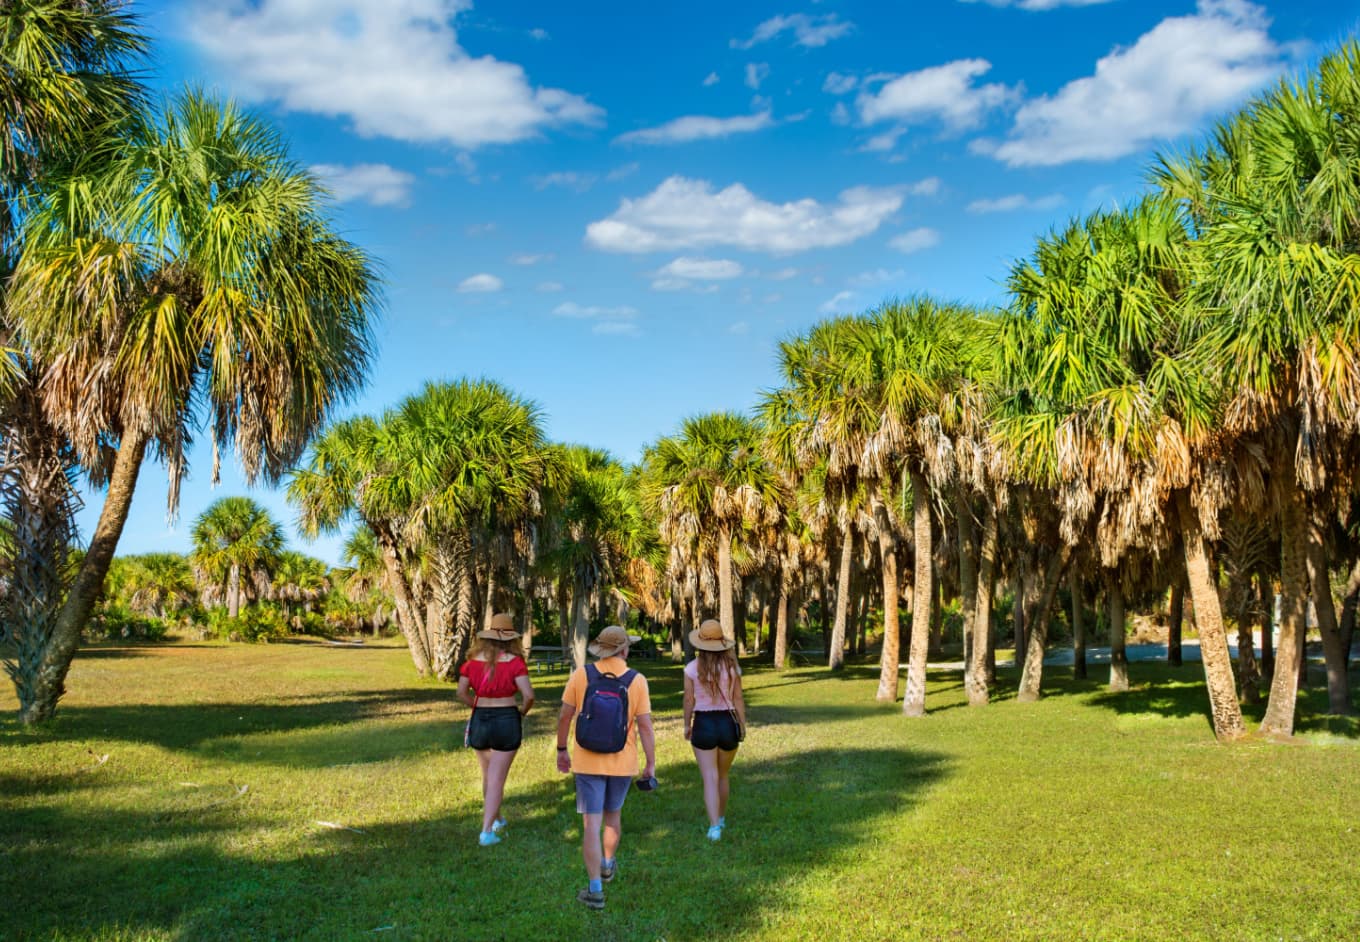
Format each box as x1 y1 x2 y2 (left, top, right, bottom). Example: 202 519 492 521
457 612 535 847
683 619 746 842
556 625 656 911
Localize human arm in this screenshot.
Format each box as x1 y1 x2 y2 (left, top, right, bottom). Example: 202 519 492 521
682 674 695 741
456 676 476 709
636 713 656 779
555 702 576 773
514 673 535 715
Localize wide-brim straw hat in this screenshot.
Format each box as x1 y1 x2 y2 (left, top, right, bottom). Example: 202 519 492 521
477 612 520 642
689 618 734 652
588 624 641 658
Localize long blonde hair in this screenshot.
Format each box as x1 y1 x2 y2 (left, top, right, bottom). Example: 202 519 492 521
695 647 739 705
471 636 523 689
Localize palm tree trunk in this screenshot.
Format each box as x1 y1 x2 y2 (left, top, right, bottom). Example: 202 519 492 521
1236 580 1261 706
448 533 477 675
1262 472 1307 738
1167 575 1185 667
1179 494 1245 740
1106 572 1129 692
871 491 900 700
1258 575 1275 681
717 525 736 645
377 537 431 676
569 587 589 671
956 490 979 702
482 565 498 628
1071 573 1086 680
774 579 790 670
829 518 853 671
556 578 571 657
1304 505 1353 715
1016 544 1073 702
1338 559 1360 674
903 468 933 717
19 429 147 725
966 501 998 705
228 563 242 619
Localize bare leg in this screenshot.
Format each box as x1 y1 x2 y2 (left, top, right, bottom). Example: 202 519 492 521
716 748 738 820
693 746 722 826
602 809 622 864
581 811 603 880
481 749 517 833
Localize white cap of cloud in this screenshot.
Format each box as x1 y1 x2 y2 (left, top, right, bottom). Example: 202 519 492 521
458 273 503 293
586 177 904 255
185 0 602 149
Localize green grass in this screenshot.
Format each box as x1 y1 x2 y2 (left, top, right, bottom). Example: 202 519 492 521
2 640 1359 941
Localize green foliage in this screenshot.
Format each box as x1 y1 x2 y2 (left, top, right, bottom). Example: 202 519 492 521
205 604 287 643
84 602 168 642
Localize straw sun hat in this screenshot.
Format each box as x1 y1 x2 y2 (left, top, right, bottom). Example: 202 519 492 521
587 624 641 658
477 612 520 642
689 619 734 652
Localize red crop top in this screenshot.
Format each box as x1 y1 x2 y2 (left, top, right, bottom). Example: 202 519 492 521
459 656 527 698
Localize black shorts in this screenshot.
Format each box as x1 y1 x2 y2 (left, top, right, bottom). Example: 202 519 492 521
468 706 522 751
691 710 741 751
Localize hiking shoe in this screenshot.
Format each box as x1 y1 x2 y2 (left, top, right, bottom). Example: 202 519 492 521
576 888 605 910
478 831 501 847
491 817 507 835
601 860 617 883
718 816 726 829
706 824 723 842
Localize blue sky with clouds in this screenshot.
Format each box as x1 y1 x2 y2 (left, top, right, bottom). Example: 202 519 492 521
88 0 1357 564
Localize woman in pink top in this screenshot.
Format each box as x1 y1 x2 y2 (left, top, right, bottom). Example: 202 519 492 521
457 613 535 847
682 619 747 842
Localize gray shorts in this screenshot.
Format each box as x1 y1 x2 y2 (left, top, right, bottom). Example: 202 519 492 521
574 773 632 814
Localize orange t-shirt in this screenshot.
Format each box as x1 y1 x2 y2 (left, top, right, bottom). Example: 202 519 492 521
562 656 651 776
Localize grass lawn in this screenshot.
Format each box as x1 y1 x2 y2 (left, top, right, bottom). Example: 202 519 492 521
2 639 1359 941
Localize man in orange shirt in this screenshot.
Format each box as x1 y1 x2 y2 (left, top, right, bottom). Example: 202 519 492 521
556 625 657 911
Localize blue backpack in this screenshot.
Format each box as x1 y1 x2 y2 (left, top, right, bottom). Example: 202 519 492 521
575 664 638 753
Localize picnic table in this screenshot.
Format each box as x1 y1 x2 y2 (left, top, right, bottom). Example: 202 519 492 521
527 645 569 672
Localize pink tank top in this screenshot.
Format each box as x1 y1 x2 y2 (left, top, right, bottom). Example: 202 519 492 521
684 658 741 711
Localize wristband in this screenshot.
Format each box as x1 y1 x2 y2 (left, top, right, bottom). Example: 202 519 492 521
556 746 568 751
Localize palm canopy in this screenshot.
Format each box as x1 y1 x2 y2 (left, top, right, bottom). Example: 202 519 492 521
189 495 284 615
7 90 380 506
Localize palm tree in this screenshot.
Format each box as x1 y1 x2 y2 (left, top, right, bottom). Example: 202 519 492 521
271 550 331 628
996 197 1246 740
116 552 196 621
0 1 145 722
5 92 379 722
1155 43 1360 732
190 497 284 619
642 412 782 651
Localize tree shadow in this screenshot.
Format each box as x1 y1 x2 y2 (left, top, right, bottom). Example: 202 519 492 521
3 746 948 941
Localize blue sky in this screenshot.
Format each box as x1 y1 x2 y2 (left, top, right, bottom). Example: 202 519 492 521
86 0 1358 565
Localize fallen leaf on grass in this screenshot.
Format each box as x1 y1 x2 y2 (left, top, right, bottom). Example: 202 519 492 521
315 820 367 834
78 751 110 774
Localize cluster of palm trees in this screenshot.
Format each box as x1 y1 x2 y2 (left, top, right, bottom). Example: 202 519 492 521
0 3 380 723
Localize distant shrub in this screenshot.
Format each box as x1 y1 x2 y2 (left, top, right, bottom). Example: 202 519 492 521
86 604 170 642
206 605 288 643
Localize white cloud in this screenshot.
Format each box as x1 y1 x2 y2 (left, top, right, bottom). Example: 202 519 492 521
586 177 906 255
729 321 750 334
858 58 1017 131
185 0 602 149
703 71 720 86
819 290 856 314
909 177 943 197
961 0 1114 9
768 267 800 280
745 63 770 90
311 162 415 206
830 101 852 126
606 163 640 181
593 321 641 336
552 302 638 319
511 253 554 265
657 257 745 280
616 111 774 145
458 273 503 293
861 128 907 153
528 26 549 40
732 13 853 49
889 228 940 253
537 281 564 292
985 0 1285 166
532 170 596 191
823 72 858 95
850 268 905 286
966 192 1065 213
465 222 496 237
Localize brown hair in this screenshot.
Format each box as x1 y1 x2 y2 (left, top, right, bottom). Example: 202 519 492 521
695 647 739 706
470 635 523 690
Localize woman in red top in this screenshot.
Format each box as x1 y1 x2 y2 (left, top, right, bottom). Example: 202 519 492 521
457 613 535 846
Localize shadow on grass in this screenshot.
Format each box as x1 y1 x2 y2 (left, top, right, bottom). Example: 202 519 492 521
3 746 948 941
